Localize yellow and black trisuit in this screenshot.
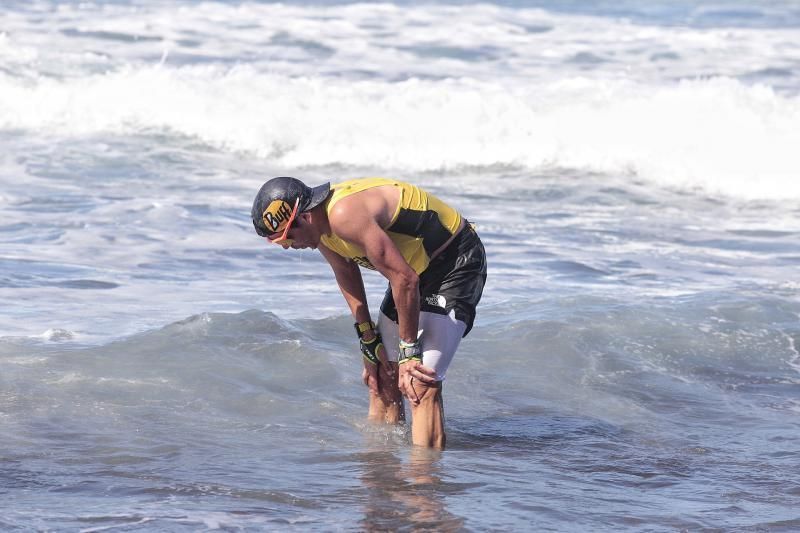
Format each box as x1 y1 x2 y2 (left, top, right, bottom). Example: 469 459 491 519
320 178 486 336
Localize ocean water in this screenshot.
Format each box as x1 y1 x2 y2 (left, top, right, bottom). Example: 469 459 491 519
2 0 800 530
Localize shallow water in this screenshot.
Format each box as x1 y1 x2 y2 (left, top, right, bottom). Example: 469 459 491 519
2 0 800 530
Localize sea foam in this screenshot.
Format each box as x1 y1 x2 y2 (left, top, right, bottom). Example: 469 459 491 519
2 67 798 200
2 1 800 199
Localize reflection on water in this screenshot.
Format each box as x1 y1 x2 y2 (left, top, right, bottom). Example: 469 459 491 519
357 444 465 531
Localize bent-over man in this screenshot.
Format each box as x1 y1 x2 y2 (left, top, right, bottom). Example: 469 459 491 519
251 176 487 448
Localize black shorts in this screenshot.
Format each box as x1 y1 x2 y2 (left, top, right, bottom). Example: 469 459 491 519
380 223 487 337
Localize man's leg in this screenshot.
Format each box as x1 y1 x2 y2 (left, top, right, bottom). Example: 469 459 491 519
371 317 404 424
406 379 445 448
382 310 466 448
367 362 403 424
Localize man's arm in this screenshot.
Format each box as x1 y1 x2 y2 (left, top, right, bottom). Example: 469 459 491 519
318 243 392 396
318 243 371 325
329 205 436 401
330 214 420 344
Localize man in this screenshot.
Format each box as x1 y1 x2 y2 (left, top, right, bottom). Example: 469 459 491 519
251 176 486 448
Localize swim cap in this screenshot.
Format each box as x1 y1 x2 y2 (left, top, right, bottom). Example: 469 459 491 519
251 177 330 237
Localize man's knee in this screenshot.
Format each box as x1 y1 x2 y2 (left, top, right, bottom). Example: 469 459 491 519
410 378 442 404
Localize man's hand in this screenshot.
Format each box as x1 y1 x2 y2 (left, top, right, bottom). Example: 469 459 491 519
398 360 437 405
360 331 394 394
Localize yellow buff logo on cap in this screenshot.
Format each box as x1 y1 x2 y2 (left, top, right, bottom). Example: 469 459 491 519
262 199 294 233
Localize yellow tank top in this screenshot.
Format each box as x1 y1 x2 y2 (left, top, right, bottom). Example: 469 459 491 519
320 178 462 274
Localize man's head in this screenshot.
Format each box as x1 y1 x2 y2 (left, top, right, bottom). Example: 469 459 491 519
251 177 330 248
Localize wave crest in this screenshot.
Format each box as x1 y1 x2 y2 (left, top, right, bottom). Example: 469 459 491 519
2 67 799 199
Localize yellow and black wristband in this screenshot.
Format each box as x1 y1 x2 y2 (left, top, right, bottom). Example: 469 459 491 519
354 320 375 339
359 336 382 366
398 340 422 365
355 321 381 365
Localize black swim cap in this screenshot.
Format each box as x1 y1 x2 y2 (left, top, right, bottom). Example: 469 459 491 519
251 177 330 237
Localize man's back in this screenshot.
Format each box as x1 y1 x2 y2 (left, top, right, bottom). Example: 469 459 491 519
321 178 463 274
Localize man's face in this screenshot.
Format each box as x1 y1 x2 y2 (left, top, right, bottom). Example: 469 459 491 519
270 213 319 250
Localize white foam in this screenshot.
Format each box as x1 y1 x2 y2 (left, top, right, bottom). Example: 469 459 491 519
9 1 799 82
0 31 38 64
41 328 76 341
2 66 799 199
2 1 800 199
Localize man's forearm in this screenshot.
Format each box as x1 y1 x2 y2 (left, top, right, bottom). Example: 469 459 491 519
333 261 372 324
390 272 420 343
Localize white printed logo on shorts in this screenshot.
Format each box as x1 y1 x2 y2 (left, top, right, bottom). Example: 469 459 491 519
426 294 447 308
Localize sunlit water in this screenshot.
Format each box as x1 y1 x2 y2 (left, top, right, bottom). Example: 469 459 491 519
2 1 800 530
